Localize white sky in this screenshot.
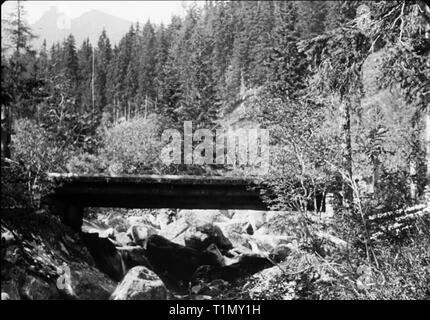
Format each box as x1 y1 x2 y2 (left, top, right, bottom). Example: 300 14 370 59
2 1 195 25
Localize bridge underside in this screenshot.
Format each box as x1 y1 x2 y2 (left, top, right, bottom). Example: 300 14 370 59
46 174 267 230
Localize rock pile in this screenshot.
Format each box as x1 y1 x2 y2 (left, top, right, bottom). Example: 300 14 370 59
81 209 297 299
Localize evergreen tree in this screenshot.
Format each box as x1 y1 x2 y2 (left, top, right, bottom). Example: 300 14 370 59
77 38 93 113
138 20 157 105
37 39 49 80
294 0 327 38
267 1 307 100
95 29 112 116
62 34 79 89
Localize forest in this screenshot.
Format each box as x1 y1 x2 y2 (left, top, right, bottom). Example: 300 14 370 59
1 0 430 300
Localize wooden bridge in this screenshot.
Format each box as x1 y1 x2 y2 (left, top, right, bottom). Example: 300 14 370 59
46 173 267 231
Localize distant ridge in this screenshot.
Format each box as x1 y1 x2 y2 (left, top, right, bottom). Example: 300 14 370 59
31 6 133 48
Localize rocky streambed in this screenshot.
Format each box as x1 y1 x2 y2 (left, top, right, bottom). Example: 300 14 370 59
1 207 322 300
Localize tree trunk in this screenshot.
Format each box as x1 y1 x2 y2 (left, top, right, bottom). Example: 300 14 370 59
91 46 95 119
424 3 430 184
1 104 11 160
372 156 381 198
340 98 353 207
426 113 430 183
144 95 148 120
410 159 417 201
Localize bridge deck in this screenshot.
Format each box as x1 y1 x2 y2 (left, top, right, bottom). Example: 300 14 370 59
47 173 258 185
47 173 267 211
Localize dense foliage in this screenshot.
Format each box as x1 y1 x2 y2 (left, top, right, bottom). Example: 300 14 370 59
1 0 429 300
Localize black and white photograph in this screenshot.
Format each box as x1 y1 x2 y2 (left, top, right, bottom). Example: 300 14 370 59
1 0 430 305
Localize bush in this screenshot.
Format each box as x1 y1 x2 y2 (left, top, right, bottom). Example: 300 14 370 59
319 217 430 300
66 152 107 174
8 118 70 208
100 115 163 175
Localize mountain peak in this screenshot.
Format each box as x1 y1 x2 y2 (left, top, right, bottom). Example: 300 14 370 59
31 8 132 49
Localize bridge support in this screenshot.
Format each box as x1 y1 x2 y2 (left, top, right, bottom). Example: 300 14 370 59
50 198 84 232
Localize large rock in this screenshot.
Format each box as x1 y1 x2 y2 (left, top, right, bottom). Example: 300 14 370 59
247 234 294 253
81 232 125 282
191 254 272 284
81 219 114 238
118 246 153 272
214 220 252 250
126 224 157 247
110 266 167 300
20 276 56 300
1 209 116 300
112 231 133 247
232 210 267 231
158 217 189 246
184 224 233 253
177 210 230 226
1 292 11 300
191 279 229 297
145 235 224 292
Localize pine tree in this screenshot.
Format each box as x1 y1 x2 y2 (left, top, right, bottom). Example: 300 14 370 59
3 0 36 58
78 38 92 106
95 29 112 116
324 0 360 32
37 39 49 80
3 0 39 119
153 23 169 113
138 20 157 107
248 1 276 86
62 34 79 89
294 0 327 38
267 1 307 100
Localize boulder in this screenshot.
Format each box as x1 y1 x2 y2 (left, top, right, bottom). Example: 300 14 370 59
1 280 20 300
64 264 116 299
184 224 233 253
110 266 167 300
145 235 224 292
191 279 229 297
1 292 10 300
158 217 189 246
126 225 157 247
224 255 273 279
118 246 153 272
81 232 125 282
177 210 230 226
247 234 293 253
81 219 114 238
20 275 57 300
1 228 16 246
1 209 116 300
113 231 133 247
205 244 226 267
232 210 267 230
191 255 272 284
214 220 252 249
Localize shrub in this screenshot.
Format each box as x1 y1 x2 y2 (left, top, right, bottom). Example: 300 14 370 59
100 115 163 175
8 118 70 208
